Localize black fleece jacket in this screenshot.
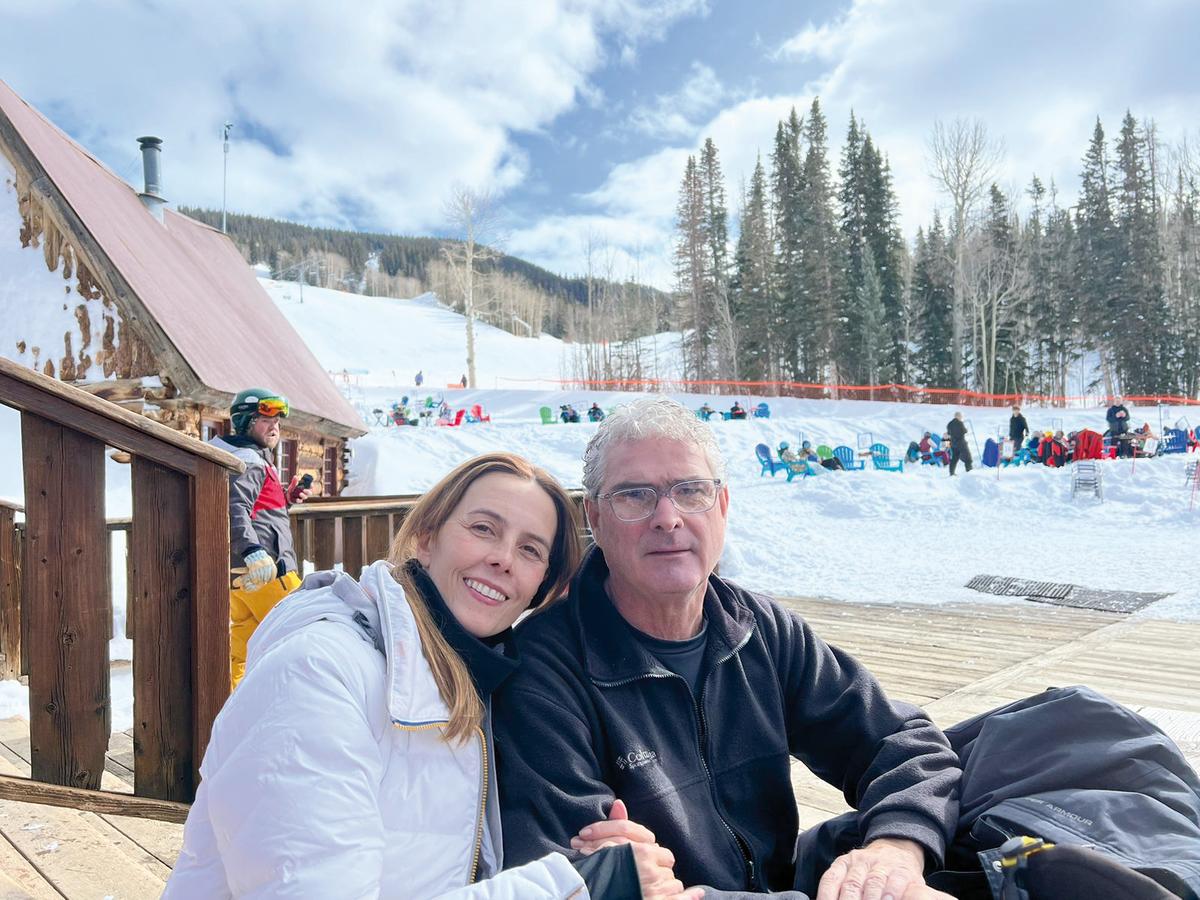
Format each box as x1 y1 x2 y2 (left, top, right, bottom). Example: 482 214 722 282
494 549 961 894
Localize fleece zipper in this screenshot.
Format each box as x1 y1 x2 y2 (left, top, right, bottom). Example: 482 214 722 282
593 625 760 890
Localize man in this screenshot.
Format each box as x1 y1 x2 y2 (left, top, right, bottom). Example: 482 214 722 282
1008 405 1029 452
1106 395 1132 458
946 412 972 476
210 388 312 689
495 397 959 899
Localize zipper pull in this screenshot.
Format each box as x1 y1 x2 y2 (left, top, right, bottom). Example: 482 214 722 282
746 857 756 889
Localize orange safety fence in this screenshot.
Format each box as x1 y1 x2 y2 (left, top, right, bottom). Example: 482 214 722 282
501 377 1200 408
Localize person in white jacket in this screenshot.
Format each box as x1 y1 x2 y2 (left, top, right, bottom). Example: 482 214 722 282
165 452 695 899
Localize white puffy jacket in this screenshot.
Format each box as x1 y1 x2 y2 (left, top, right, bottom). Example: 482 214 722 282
164 560 588 899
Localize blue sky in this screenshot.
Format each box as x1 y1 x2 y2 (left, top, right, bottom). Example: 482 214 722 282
3 0 1199 288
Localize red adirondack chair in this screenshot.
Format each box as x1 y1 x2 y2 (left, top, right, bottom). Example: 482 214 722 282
437 408 466 427
470 404 491 423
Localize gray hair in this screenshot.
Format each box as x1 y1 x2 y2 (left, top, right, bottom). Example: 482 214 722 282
582 396 726 497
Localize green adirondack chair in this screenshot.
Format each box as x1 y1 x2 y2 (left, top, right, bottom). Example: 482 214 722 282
539 406 557 425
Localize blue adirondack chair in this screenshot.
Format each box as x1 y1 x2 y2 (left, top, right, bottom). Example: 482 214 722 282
870 442 903 472
833 445 864 471
756 444 789 478
982 438 1001 468
1161 428 1188 454
752 402 770 418
756 444 810 481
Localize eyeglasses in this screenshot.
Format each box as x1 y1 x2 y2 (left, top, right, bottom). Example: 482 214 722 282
257 397 289 418
597 479 722 522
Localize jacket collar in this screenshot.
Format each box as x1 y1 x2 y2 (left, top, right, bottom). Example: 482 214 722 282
210 434 272 465
246 560 517 727
571 546 755 685
405 560 519 700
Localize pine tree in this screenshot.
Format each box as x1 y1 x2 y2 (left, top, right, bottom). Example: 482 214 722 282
837 114 868 382
1167 165 1200 396
838 117 907 384
857 242 889 392
912 214 955 387
796 99 843 382
1075 118 1120 393
732 157 776 380
862 142 908 381
1113 111 1172 393
673 155 711 380
771 109 806 380
699 138 738 379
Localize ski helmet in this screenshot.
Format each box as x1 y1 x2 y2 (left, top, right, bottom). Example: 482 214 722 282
230 388 289 434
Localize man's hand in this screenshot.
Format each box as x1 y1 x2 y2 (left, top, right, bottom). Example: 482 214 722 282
816 837 926 900
571 799 657 855
240 550 276 592
626 842 704 900
286 475 313 505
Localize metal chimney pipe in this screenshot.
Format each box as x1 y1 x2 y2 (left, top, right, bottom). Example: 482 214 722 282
136 136 166 222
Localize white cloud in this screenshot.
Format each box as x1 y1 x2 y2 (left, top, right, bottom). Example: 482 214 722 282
627 62 728 139
0 0 703 236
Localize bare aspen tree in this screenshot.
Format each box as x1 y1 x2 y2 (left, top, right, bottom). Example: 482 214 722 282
927 118 1004 388
442 186 501 389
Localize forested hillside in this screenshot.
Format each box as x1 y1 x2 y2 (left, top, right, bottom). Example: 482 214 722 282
180 207 668 342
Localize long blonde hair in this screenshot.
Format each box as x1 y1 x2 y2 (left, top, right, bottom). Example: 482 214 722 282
386 453 580 742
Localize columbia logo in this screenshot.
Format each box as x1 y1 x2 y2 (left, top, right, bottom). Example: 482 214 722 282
614 749 658 771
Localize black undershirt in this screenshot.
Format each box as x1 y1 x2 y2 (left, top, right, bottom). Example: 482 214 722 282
628 618 709 696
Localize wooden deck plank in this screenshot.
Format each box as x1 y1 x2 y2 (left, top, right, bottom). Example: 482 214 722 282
0 751 167 898
782 596 1200 825
0 719 182 884
0 830 62 899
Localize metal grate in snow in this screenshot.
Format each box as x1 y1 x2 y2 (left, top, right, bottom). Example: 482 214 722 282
966 574 1168 614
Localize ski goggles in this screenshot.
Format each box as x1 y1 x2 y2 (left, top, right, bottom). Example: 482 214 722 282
256 397 290 418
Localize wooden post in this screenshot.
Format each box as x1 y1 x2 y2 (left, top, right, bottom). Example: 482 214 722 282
313 518 336 571
190 462 230 787
290 513 308 569
130 458 194 801
342 515 364 578
0 504 20 681
365 514 392 562
21 413 110 790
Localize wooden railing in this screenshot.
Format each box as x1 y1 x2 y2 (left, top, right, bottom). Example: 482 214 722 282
290 490 589 574
0 356 242 818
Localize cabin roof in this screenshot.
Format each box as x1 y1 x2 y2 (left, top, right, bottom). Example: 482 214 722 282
0 78 365 437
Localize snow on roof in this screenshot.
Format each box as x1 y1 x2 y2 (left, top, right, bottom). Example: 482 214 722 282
0 78 364 436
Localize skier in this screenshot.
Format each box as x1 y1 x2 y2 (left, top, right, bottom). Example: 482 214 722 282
946 412 972 476
1008 405 1029 449
210 388 312 689
1106 395 1132 458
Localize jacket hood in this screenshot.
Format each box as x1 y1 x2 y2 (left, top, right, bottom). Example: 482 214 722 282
246 560 451 727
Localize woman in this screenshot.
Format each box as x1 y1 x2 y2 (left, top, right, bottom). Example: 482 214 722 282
165 453 690 898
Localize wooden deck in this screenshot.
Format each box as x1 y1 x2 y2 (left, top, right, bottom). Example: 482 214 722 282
1 597 1197 897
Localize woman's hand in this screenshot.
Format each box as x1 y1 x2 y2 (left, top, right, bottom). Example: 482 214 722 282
570 799 657 855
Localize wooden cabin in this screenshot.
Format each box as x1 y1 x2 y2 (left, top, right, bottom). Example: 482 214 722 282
0 78 365 493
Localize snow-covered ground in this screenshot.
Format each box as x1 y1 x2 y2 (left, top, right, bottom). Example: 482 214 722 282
271 279 1199 622
1 277 1198 727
